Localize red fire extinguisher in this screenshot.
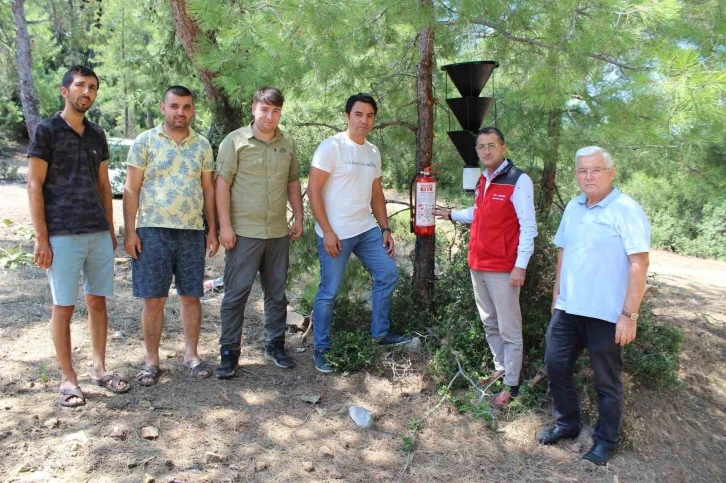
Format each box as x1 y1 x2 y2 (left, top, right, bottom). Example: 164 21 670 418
409 167 437 236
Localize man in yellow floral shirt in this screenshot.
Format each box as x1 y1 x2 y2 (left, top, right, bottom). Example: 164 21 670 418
123 85 219 385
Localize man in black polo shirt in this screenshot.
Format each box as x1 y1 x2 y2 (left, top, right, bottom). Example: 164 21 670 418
27 65 130 407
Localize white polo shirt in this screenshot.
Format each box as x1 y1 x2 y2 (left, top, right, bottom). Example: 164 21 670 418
553 187 650 323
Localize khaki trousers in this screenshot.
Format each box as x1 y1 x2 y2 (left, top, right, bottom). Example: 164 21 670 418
471 270 523 386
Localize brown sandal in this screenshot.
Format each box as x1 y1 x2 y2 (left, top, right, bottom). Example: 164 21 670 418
184 360 212 379
136 365 161 386
90 374 131 394
59 386 86 407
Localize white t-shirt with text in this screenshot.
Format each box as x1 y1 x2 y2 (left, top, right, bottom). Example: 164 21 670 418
311 132 381 240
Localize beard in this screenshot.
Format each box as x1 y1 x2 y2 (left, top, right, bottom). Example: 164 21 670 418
69 95 93 113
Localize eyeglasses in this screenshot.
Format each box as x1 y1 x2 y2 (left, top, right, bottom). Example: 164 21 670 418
475 143 500 152
575 168 609 177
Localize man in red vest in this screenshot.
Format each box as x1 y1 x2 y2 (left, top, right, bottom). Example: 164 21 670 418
436 127 537 407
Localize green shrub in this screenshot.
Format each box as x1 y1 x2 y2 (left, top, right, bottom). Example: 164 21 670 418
623 302 682 387
326 329 376 372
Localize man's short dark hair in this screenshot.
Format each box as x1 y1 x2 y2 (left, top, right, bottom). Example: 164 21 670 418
477 126 505 144
163 85 194 103
62 65 99 89
345 93 378 115
252 86 284 108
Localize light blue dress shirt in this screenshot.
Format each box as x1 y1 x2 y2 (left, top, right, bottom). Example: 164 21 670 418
553 187 650 323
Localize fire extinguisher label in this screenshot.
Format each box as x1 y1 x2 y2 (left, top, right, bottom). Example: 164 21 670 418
416 182 436 227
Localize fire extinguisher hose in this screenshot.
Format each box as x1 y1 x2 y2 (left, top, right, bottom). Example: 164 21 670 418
408 172 418 234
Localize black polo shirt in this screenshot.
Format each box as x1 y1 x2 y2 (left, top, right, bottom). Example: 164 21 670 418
27 113 110 237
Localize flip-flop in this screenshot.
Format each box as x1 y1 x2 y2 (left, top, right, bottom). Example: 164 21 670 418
136 365 161 386
90 374 131 394
184 360 212 379
59 386 86 407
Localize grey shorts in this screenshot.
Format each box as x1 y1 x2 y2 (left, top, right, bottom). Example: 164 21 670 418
131 227 205 298
47 232 114 306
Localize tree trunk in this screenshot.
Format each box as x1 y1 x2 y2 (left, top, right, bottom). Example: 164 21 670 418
413 0 435 312
11 0 42 138
167 0 243 146
539 109 561 213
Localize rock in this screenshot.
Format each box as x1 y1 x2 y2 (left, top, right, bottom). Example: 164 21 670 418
43 418 59 429
143 474 155 483
4 404 12 410
404 336 422 353
64 431 89 443
295 347 306 353
27 381 35 388
16 464 32 473
300 394 320 404
69 442 82 452
255 460 269 472
302 461 314 472
324 465 344 479
114 257 130 265
141 426 160 440
139 400 153 409
318 445 334 457
348 406 374 428
109 426 128 439
204 452 224 463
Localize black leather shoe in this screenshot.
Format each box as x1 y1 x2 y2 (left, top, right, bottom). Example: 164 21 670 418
583 444 615 466
536 425 580 445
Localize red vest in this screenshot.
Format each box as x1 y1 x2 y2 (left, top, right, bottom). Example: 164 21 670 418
468 161 524 272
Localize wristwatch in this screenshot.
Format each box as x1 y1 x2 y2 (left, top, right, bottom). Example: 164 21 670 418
381 227 391 233
621 309 639 321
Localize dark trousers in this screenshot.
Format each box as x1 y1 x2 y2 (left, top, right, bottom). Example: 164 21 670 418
219 236 290 351
545 310 624 449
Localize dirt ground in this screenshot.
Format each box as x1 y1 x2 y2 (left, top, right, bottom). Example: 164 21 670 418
0 153 724 483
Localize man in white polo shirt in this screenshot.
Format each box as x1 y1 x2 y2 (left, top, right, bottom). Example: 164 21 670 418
536 146 650 466
307 93 409 373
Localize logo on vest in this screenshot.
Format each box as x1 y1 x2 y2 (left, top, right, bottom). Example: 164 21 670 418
492 193 508 202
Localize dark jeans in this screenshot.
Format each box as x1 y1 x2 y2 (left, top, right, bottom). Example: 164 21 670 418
219 236 289 351
545 310 624 449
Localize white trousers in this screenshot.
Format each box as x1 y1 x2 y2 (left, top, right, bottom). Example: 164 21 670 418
471 270 523 386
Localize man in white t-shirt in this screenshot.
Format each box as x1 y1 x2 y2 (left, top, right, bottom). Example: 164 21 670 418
307 93 409 373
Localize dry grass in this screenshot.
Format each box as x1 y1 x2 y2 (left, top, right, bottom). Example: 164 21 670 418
1 171 725 482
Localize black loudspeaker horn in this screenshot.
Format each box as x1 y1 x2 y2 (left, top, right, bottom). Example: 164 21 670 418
441 61 499 98
445 97 495 132
447 131 479 167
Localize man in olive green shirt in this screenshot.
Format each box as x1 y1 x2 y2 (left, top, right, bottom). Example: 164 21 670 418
215 86 304 378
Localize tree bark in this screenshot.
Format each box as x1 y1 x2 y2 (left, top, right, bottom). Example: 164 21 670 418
11 0 42 138
539 109 561 213
413 0 436 312
167 0 243 146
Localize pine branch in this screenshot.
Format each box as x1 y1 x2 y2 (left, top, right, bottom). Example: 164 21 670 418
371 121 417 133
438 19 644 71
294 122 341 132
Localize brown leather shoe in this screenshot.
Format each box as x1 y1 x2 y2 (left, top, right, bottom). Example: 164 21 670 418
490 390 513 408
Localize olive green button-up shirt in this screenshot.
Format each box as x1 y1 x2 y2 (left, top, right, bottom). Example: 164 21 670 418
216 123 300 239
